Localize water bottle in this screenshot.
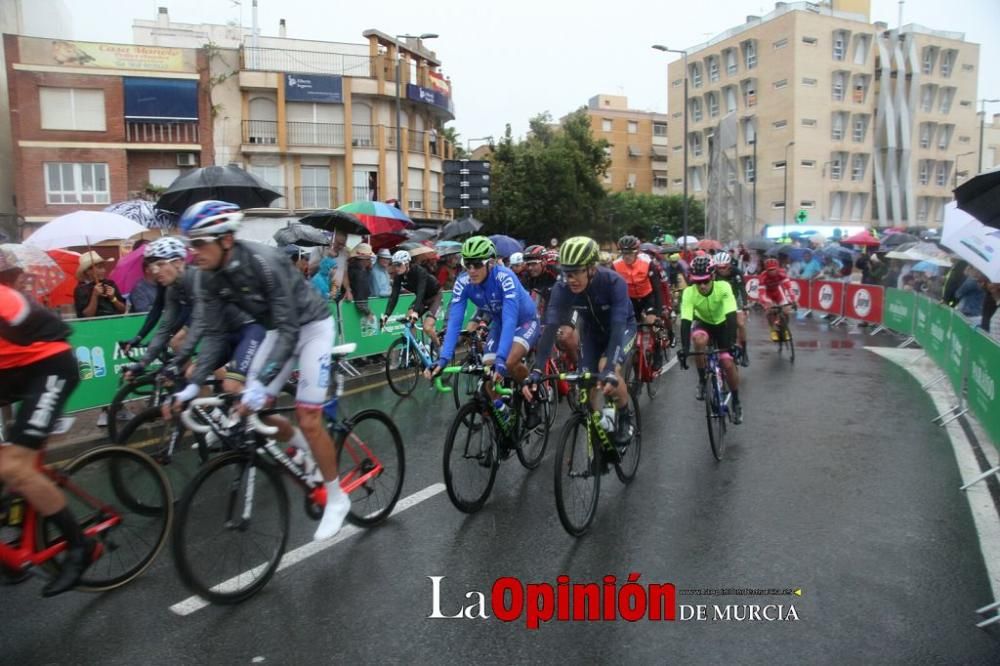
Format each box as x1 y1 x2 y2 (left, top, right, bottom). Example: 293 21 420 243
493 398 510 429
599 406 616 432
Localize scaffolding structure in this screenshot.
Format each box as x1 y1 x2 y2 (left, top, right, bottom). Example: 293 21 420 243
705 113 753 243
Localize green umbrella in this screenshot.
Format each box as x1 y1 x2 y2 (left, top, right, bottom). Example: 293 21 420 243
657 234 676 245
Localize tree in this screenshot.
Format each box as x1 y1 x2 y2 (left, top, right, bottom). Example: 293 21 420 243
442 125 467 158
599 192 705 243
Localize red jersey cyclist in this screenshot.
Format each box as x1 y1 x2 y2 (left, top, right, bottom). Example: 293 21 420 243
758 257 796 341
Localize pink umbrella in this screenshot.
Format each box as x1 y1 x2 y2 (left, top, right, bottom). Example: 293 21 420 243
109 244 148 294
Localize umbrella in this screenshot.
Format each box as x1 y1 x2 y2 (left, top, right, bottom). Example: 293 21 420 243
156 165 283 213
639 242 665 255
821 245 855 265
767 246 808 262
879 232 919 250
676 235 699 247
746 239 773 251
273 222 330 247
841 230 881 247
697 239 722 251
656 234 676 245
488 234 523 259
404 227 440 242
911 261 940 275
941 203 1000 282
300 209 368 236
435 240 462 257
43 249 80 307
954 164 1000 228
108 244 149 295
23 211 146 250
439 216 483 240
0 244 66 300
104 200 176 230
336 201 414 235
887 241 952 266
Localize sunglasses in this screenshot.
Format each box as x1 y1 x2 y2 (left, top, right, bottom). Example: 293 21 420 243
188 238 217 248
561 267 589 279
465 260 487 269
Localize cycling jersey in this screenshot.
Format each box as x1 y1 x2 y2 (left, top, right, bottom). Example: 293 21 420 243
716 267 748 309
535 266 635 371
679 281 738 352
384 263 441 319
0 284 71 369
440 265 537 365
523 268 558 318
759 268 794 306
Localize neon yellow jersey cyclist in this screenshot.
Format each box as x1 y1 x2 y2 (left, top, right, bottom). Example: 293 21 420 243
680 279 737 325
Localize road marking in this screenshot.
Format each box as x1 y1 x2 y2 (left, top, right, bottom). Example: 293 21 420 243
169 482 446 616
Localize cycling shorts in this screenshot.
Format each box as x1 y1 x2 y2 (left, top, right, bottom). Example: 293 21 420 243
224 323 267 383
692 321 735 357
630 294 658 321
247 316 335 408
0 350 79 449
579 321 636 374
483 319 540 363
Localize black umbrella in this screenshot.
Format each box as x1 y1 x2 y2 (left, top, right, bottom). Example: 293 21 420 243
156 165 283 213
954 165 1000 228
405 227 440 242
273 222 330 247
299 209 368 236
879 232 919 251
439 216 483 240
746 239 773 251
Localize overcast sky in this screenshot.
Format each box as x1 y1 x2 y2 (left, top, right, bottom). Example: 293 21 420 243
63 0 1000 143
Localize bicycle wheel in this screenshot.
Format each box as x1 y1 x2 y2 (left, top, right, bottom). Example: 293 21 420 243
385 337 421 397
172 452 289 604
515 387 551 470
786 324 796 363
554 413 600 537
615 394 642 483
624 349 641 399
336 409 406 526
442 402 498 513
40 446 173 591
451 364 479 411
644 345 663 400
708 374 727 461
115 405 206 493
107 374 162 443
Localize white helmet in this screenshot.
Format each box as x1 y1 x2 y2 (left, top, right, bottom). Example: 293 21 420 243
391 250 411 265
509 252 524 266
144 236 187 261
713 251 733 267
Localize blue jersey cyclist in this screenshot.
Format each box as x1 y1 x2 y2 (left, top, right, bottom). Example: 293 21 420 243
427 236 539 387
526 236 636 443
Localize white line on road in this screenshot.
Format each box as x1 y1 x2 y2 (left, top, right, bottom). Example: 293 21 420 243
170 482 446 616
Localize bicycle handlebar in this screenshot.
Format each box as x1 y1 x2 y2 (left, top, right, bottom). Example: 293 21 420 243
180 396 278 437
433 364 514 396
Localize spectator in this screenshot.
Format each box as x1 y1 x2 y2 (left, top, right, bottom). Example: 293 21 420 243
428 126 438 155
509 252 527 284
73 251 124 318
311 256 337 299
435 251 461 292
981 279 1000 340
941 259 971 306
283 244 311 278
883 259 903 289
370 249 392 297
797 249 822 279
954 270 985 319
347 243 374 318
328 231 352 301
128 262 158 313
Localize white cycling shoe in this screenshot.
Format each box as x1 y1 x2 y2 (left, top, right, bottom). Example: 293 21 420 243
314 485 351 541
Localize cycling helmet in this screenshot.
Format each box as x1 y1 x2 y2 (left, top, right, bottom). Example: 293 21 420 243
461 236 497 261
144 236 187 261
391 250 411 265
523 244 546 261
617 235 641 252
544 249 559 266
178 200 242 238
764 258 780 271
688 255 715 283
559 236 599 269
509 252 524 267
668 253 681 262
713 251 733 267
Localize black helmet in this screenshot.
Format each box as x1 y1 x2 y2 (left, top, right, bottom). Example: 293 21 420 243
617 235 640 252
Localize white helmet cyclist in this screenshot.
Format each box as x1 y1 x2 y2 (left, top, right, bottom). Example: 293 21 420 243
509 252 524 266
144 236 187 261
714 251 733 267
391 250 411 265
178 200 243 239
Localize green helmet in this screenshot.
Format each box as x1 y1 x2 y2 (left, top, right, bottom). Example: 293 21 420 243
558 236 599 269
461 236 496 261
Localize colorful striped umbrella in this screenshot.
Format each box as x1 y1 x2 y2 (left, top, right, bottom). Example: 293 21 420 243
335 201 414 235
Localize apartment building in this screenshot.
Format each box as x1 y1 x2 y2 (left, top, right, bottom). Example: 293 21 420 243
976 112 1000 174
3 33 214 235
665 0 980 234
133 8 456 224
584 95 669 194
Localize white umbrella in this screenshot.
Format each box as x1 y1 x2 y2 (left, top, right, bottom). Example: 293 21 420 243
23 211 147 250
676 235 699 247
941 202 1000 282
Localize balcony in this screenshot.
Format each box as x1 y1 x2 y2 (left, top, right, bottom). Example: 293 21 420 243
261 185 288 209
408 129 425 152
353 186 377 202
296 186 337 210
427 193 441 213
351 124 376 148
126 120 199 144
242 47 374 78
287 122 344 148
243 119 278 145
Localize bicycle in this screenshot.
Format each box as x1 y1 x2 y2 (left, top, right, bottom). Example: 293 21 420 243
448 325 489 411
383 316 440 396
766 305 795 363
545 371 641 537
625 320 671 400
684 348 735 461
440 364 551 513
0 445 173 592
171 342 405 605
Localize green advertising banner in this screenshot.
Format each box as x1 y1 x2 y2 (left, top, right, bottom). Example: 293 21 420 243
338 294 476 358
966 331 1000 450
912 295 932 349
924 302 951 368
944 310 973 396
882 288 915 335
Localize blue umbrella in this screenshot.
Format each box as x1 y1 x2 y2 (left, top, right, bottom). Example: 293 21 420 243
911 261 939 274
488 234 523 259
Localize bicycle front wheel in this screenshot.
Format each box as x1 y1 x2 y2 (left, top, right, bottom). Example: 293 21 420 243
554 414 601 537
172 452 289 605
442 402 498 513
337 409 405 526
709 374 727 461
115 404 205 493
385 337 421 397
107 374 163 442
516 386 552 470
615 393 642 484
40 446 173 592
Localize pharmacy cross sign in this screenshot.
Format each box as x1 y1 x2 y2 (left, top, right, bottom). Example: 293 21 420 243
796 209 808 224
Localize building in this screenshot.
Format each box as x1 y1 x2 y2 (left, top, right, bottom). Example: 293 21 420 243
134 8 456 225
584 94 669 195
976 112 1000 174
3 33 214 235
665 0 980 237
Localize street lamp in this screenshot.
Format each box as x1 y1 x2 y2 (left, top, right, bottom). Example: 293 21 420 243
978 98 999 174
652 44 688 249
782 141 795 239
954 150 975 188
395 33 439 208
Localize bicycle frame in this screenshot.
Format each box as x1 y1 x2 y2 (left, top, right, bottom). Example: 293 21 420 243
689 349 731 418
393 319 435 370
553 372 617 458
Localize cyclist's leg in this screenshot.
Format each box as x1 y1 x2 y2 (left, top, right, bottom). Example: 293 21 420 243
422 292 443 349
506 319 539 383
691 324 710 400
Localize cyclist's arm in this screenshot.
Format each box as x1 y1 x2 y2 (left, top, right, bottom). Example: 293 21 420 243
251 251 300 387
131 286 166 342
679 286 696 351
602 274 631 365
532 283 567 370
647 264 664 313
138 287 181 367
493 272 522 364
438 277 471 364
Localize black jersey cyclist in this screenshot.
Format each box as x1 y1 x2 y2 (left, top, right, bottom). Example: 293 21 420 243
677 255 743 424
380 249 443 350
712 251 750 366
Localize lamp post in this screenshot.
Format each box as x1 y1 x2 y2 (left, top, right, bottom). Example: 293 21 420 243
977 98 999 173
782 140 795 239
395 33 438 208
954 150 975 188
653 44 688 249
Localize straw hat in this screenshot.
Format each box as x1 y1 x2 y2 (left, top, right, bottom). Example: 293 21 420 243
76 251 113 279
350 242 374 258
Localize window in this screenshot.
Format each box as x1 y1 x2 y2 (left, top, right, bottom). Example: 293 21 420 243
852 35 868 65
689 166 703 192
802 77 817 87
39 88 106 131
832 71 847 101
851 154 866 181
602 118 612 132
774 79 788 90
742 79 757 108
603 145 612 157
771 201 786 210
626 174 637 189
708 56 720 82
937 124 953 150
853 115 868 142
249 163 286 207
773 120 787 129
148 168 179 189
936 162 949 186
833 31 847 60
408 168 423 209
672 78 683 87
653 122 668 137
801 160 816 168
916 197 929 221
802 36 818 45
801 118 817 127
724 48 737 75
247 96 278 144
922 46 936 75
849 193 867 221
831 112 847 140
673 178 683 185
962 64 974 72
918 160 930 185
921 85 937 113
743 40 757 69
773 160 787 170
829 192 847 220
744 156 755 183
940 50 955 77
960 100 972 107
801 200 816 208
852 75 869 103
830 154 844 180
959 136 971 144
673 144 683 153
653 175 669 189
690 132 703 157
690 63 703 88
773 38 788 50
690 99 703 122
723 86 737 113
939 87 955 114
44 162 110 204
300 166 331 208
627 121 638 134
919 123 935 149
707 93 719 118
742 117 755 145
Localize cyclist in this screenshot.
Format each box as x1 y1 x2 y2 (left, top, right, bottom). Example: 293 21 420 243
174 200 350 541
0 284 97 596
758 257 796 341
612 235 663 327
676 256 743 424
380 250 443 351
526 237 635 443
522 244 558 318
712 251 750 366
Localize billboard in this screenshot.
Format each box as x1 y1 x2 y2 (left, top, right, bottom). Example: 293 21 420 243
284 73 344 103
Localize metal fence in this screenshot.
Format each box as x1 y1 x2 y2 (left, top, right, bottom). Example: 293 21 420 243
286 122 344 147
242 47 374 78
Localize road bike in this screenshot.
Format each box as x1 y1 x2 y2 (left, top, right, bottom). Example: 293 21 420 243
625 320 671 400
766 305 795 363
440 364 551 513
0 445 173 592
383 316 440 396
171 343 405 604
686 348 735 461
448 325 488 411
544 371 641 537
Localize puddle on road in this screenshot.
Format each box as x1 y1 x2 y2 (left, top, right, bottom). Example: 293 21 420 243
769 339 857 350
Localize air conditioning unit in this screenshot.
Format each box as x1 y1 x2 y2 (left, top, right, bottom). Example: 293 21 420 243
625 181 635 189
177 153 198 167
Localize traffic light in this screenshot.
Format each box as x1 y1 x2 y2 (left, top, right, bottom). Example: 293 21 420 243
443 160 491 210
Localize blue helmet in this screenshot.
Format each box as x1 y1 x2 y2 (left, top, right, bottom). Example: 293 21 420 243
178 200 243 238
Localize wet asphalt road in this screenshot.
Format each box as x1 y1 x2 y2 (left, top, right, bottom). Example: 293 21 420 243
2 314 999 665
